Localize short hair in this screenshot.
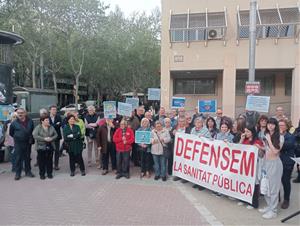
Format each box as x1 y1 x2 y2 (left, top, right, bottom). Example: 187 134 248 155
40 114 49 122
141 118 149 126
120 119 128 126
49 105 57 110
87 105 95 111
194 117 203 125
155 120 163 126
66 114 75 122
278 118 290 130
164 117 171 123
39 108 48 116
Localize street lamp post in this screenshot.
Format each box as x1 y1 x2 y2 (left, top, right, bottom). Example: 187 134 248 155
249 0 257 82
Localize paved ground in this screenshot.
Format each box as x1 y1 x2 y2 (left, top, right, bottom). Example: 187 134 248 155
0 149 299 226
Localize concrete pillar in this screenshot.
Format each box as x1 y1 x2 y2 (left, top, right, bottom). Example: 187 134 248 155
291 43 300 126
222 54 236 118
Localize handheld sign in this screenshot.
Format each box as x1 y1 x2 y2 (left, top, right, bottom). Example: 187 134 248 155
118 102 133 117
198 100 217 113
126 98 139 110
0 105 14 121
135 130 151 144
245 95 270 113
171 97 185 109
103 101 117 119
148 88 161 101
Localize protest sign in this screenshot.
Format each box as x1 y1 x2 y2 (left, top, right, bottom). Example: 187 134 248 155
148 88 161 101
173 133 258 203
126 98 139 110
245 95 270 113
103 101 116 119
135 130 151 144
171 97 185 108
118 102 132 117
0 105 14 121
198 100 217 113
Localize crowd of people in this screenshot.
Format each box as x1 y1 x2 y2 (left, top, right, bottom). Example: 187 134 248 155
1 104 299 219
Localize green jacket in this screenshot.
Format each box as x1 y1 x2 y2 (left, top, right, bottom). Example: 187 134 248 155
63 124 83 155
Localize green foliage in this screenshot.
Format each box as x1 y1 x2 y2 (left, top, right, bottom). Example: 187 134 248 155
0 0 161 98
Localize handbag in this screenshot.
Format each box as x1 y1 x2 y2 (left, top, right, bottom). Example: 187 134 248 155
155 131 169 158
62 141 69 152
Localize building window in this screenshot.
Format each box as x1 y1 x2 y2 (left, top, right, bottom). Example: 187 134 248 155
236 73 275 96
170 11 227 43
285 74 292 96
174 78 216 95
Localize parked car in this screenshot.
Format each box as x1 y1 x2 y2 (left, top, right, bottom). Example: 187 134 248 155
60 104 83 114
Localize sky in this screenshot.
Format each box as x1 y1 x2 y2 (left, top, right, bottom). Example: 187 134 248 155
104 0 161 16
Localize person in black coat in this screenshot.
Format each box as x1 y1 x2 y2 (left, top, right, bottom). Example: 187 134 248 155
49 105 62 170
293 120 300 183
279 119 295 209
9 108 35 180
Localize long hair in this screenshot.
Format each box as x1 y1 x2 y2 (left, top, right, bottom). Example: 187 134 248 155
206 116 217 130
245 126 258 145
266 118 281 150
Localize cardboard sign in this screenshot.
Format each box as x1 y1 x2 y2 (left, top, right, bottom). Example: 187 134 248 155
126 98 139 110
171 97 185 109
148 88 161 101
118 102 133 117
135 130 151 144
246 95 270 113
0 105 15 121
103 101 117 119
198 100 217 113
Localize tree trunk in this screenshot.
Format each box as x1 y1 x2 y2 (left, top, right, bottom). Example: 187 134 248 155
32 61 36 88
40 54 44 89
52 72 57 92
75 75 79 110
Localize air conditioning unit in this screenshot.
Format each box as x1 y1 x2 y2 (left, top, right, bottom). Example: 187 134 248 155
207 28 224 40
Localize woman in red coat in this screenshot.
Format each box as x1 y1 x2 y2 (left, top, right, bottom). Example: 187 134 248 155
113 119 134 179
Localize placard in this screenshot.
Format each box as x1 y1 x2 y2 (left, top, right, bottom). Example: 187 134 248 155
198 100 217 113
148 88 161 101
126 98 139 110
103 101 116 119
0 105 15 121
171 97 185 108
245 95 270 113
135 130 151 144
117 102 133 117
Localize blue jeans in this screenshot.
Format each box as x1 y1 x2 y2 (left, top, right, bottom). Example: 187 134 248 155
152 154 167 177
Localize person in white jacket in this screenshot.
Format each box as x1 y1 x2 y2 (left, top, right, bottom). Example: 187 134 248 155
151 121 171 181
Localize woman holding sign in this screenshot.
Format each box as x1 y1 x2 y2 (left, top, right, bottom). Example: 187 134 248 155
137 118 152 178
151 121 171 181
259 118 284 219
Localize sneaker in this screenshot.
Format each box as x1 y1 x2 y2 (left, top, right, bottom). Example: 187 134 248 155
81 171 86 176
246 205 254 210
281 200 289 209
97 165 101 169
14 175 21 180
237 201 244 206
47 175 53 179
262 211 277 219
54 166 60 171
258 207 270 213
115 174 122 179
70 172 75 177
162 176 167 182
40 175 46 180
292 177 300 183
154 176 160 180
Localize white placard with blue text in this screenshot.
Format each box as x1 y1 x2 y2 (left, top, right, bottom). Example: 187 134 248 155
245 95 270 113
171 97 185 108
148 88 161 101
118 102 133 117
103 101 117 119
126 98 139 110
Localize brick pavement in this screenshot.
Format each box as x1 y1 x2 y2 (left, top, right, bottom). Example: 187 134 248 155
0 148 299 225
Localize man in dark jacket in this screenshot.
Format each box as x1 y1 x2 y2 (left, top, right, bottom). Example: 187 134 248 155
9 108 35 180
49 105 62 170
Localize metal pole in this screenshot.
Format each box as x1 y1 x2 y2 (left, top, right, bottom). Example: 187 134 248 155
249 0 257 82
